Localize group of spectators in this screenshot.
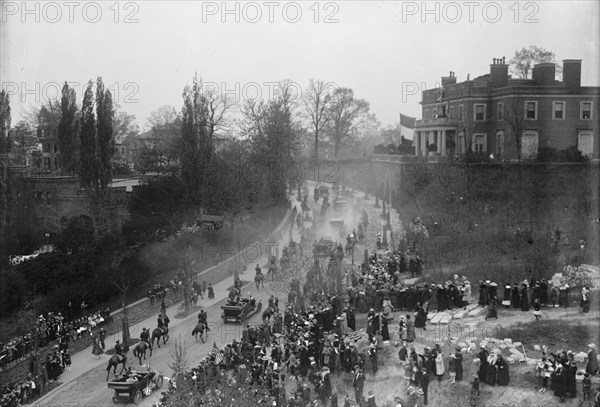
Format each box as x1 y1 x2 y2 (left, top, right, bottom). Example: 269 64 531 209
1 338 73 407
346 251 473 318
536 345 600 402
0 308 111 371
0 305 112 407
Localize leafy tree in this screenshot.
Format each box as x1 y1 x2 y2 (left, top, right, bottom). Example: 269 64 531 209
509 45 562 79
303 78 333 159
57 82 80 173
96 77 115 195
112 105 139 144
242 80 303 205
180 75 215 206
79 81 98 194
7 121 38 165
326 87 372 157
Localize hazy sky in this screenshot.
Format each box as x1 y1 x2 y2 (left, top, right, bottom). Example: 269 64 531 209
2 1 599 130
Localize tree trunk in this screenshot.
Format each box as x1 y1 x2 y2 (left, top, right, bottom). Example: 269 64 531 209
121 295 130 345
314 130 319 159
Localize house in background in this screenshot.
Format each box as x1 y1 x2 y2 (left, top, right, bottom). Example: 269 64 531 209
414 58 599 160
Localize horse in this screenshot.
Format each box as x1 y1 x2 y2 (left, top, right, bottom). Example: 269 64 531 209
266 263 278 281
151 327 169 348
255 271 264 289
132 341 152 365
106 345 129 380
262 305 275 322
192 321 206 343
345 242 353 256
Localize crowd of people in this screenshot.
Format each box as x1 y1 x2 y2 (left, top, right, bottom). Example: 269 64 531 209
0 307 111 373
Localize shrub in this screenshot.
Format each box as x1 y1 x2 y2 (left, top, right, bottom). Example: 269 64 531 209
536 147 558 162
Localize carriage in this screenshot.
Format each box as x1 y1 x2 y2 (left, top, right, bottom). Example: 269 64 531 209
313 238 336 258
107 367 164 405
221 298 262 324
333 199 349 213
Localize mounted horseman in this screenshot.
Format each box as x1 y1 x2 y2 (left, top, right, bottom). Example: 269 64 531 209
133 328 153 365
106 340 129 380
151 313 170 347
254 264 265 289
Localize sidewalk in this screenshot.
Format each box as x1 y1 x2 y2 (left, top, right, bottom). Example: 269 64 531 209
32 195 302 406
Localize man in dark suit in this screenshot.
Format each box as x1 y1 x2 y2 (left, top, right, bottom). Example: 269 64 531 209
420 367 430 405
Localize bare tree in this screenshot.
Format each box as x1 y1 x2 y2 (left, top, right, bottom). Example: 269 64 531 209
509 45 562 79
110 274 133 345
503 91 526 165
168 334 189 378
147 105 178 129
303 78 334 159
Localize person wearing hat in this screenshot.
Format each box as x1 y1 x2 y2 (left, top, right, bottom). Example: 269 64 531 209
454 347 464 382
478 281 489 307
366 390 377 407
485 295 499 320
435 350 445 381
91 332 103 360
353 367 365 402
510 283 521 309
520 282 530 312
140 328 150 347
587 343 599 375
496 355 509 386
583 372 593 400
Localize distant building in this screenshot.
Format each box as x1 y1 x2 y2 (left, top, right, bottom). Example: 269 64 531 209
414 58 599 160
37 107 61 172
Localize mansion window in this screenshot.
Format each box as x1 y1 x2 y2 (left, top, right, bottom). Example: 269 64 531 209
553 101 565 120
497 103 504 121
525 101 538 120
424 110 430 120
474 104 486 121
459 105 464 121
473 134 487 155
581 101 593 120
449 106 454 119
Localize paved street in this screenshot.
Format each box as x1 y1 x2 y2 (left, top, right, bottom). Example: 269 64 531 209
32 195 306 407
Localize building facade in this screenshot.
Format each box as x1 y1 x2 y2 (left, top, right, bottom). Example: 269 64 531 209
414 58 600 160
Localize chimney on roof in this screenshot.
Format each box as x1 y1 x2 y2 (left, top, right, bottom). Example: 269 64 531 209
563 59 581 89
490 56 508 88
532 62 556 85
442 70 457 86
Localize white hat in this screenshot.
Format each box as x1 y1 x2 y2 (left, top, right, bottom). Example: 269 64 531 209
485 280 491 284
589 344 596 349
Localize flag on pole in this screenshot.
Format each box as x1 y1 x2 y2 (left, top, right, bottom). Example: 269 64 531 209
399 113 416 141
211 341 223 365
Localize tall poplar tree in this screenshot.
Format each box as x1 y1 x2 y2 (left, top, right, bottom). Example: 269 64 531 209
0 90 10 154
0 90 10 265
58 82 80 173
79 81 98 195
96 77 115 194
180 75 213 205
